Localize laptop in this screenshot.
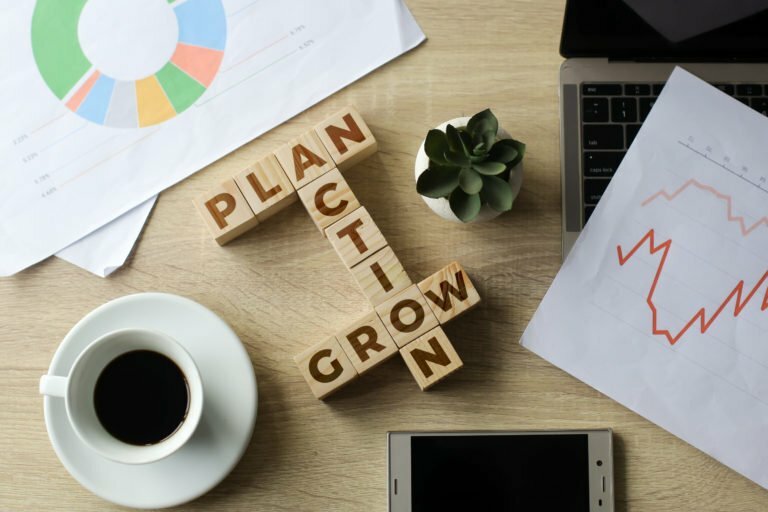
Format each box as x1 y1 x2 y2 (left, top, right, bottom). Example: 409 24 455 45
559 0 768 257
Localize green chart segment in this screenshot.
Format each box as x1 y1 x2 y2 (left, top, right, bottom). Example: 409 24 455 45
155 62 207 113
31 0 91 100
30 0 227 128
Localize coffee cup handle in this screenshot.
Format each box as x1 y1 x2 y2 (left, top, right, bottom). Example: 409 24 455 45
39 375 68 398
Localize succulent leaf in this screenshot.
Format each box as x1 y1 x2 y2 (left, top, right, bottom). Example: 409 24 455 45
445 124 468 155
417 166 461 198
458 129 474 155
493 138 526 167
459 167 483 194
424 129 450 165
489 142 519 164
479 175 514 212
472 161 507 176
449 188 482 222
446 149 470 167
467 109 498 144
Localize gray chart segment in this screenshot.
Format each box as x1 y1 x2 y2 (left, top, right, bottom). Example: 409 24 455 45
105 80 138 129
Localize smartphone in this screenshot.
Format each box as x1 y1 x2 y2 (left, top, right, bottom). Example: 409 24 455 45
388 429 613 512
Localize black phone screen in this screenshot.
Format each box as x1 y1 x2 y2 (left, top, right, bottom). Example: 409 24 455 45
411 434 590 512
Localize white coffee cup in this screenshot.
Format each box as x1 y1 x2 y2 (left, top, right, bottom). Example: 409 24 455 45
39 328 204 465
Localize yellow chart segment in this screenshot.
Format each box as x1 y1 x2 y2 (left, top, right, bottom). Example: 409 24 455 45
135 76 176 127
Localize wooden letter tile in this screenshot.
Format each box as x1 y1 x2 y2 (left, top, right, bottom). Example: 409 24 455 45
234 154 296 222
350 246 411 306
418 262 481 324
294 337 358 400
400 327 463 391
274 130 334 189
297 168 360 235
325 207 387 269
375 284 439 348
336 311 398 375
194 178 259 245
315 106 377 171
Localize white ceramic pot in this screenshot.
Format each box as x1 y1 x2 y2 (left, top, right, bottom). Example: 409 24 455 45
414 116 523 223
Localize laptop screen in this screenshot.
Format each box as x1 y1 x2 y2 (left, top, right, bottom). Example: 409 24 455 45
561 0 768 61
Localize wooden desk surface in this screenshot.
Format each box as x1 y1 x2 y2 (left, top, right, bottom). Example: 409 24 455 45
3 1 768 510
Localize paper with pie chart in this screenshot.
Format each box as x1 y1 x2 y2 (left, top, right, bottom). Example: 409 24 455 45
522 67 768 490
0 0 425 276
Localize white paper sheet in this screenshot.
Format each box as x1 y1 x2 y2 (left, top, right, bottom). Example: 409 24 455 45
55 195 157 277
522 67 768 490
0 0 425 276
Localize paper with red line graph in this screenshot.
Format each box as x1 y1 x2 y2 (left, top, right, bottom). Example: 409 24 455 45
522 67 768 489
0 0 425 276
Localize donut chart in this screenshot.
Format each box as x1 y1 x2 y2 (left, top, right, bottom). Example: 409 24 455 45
30 0 226 128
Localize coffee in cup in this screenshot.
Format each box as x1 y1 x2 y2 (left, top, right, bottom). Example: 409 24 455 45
94 349 189 446
40 328 203 464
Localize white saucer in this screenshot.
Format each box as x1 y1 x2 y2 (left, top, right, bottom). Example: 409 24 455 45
43 293 258 509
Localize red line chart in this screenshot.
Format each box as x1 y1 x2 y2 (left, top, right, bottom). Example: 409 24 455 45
618 180 768 345
642 178 768 235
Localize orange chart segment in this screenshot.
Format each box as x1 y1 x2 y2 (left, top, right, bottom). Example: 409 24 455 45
170 43 224 88
66 71 100 112
135 76 176 127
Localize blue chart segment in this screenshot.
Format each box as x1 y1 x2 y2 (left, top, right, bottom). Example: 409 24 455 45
176 0 227 50
77 74 115 124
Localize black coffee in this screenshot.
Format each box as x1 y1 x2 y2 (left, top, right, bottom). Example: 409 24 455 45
94 350 189 446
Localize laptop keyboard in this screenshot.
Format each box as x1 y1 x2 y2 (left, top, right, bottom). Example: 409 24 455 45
581 82 768 226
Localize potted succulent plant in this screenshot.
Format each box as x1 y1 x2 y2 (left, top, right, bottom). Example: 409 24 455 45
415 109 525 222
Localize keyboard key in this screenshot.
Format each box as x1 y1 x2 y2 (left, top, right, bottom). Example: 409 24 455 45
584 178 609 204
713 84 735 95
736 97 750 105
582 83 622 95
639 97 656 121
582 97 609 122
652 83 664 96
584 151 624 177
584 206 596 226
752 98 768 116
611 97 637 122
626 124 642 146
625 84 650 96
583 125 624 149
736 84 762 96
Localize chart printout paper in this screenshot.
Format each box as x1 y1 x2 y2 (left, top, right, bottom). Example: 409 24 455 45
0 0 425 276
522 68 768 489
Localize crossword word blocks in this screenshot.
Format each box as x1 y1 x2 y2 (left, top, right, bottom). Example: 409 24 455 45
296 261 480 399
193 107 481 399
194 106 376 245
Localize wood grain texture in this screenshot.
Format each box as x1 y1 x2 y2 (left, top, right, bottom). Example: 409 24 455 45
315 106 378 171
294 337 358 400
2 0 768 510
233 154 297 223
350 245 413 306
297 168 361 235
336 310 399 375
273 130 335 189
193 178 258 245
418 261 481 324
400 326 463 390
325 207 388 269
375 284 440 349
